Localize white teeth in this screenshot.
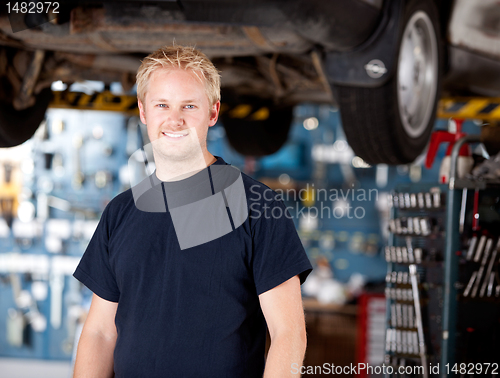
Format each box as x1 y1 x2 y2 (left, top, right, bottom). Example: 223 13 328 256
163 132 186 138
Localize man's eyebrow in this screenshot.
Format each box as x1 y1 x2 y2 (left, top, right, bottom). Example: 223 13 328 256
150 98 199 103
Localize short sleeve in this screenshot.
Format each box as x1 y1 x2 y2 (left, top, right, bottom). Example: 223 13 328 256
251 199 312 295
73 205 120 302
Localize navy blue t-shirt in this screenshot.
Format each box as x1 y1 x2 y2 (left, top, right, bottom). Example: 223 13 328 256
73 156 312 378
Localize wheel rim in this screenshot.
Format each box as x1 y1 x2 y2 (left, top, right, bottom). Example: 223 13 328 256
397 10 438 139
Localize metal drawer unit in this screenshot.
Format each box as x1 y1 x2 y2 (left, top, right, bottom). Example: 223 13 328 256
384 185 447 378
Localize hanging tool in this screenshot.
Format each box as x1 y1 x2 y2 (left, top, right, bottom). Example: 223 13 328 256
473 235 487 263
459 188 467 234
465 236 478 261
472 189 480 231
431 188 441 208
471 238 493 298
396 329 402 353
407 331 413 355
414 249 423 264
385 328 392 353
417 193 425 209
409 264 428 378
410 193 417 208
425 193 432 209
413 217 421 236
391 304 397 328
401 331 407 354
479 239 499 297
408 305 414 329
486 273 495 297
425 119 473 184
463 271 477 298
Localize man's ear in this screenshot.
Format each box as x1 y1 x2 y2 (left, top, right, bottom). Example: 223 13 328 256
208 101 220 127
138 100 147 124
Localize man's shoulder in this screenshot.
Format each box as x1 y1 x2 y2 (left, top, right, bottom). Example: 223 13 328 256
240 172 282 205
102 187 135 219
110 187 134 205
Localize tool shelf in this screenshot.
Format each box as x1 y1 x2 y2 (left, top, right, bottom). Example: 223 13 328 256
384 135 500 377
385 183 447 378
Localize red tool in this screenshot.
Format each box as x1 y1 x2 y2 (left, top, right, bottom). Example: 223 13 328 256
425 119 473 184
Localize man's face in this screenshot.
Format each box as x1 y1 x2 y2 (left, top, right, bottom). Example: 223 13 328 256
138 68 219 162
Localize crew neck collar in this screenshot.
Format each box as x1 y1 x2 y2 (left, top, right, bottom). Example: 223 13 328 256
150 156 227 193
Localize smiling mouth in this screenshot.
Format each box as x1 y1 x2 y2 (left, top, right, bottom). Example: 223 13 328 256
162 131 188 138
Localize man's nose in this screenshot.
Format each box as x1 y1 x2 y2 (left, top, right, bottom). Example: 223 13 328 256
167 108 183 127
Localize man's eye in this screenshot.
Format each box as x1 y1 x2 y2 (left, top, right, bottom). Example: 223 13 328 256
185 105 195 109
157 104 167 108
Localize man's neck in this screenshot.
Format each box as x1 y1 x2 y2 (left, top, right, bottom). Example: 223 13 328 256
154 151 217 182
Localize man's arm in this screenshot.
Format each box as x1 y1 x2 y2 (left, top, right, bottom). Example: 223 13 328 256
73 294 118 378
259 275 307 378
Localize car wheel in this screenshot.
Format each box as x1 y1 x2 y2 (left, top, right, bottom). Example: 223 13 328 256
0 87 53 148
338 0 442 165
220 93 293 157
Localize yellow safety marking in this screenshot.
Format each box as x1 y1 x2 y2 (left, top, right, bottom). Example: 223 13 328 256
49 91 272 121
51 92 500 122
250 107 269 121
454 99 489 118
50 91 139 113
301 186 315 207
491 105 500 119
228 104 252 119
219 103 230 114
437 97 500 121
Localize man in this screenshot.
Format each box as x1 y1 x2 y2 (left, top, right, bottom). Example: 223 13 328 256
73 45 312 378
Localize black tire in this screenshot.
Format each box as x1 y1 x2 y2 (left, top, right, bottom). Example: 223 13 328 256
338 0 442 165
220 93 293 157
0 87 53 148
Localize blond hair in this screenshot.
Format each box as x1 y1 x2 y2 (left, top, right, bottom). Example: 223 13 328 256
136 45 221 106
